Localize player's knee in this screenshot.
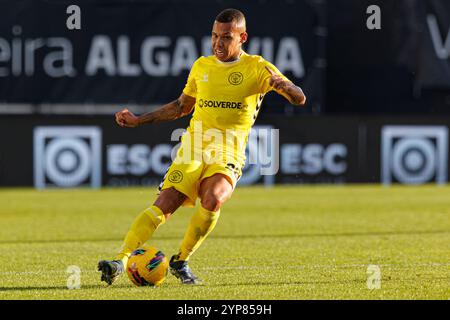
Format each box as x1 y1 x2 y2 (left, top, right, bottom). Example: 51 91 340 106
201 190 227 212
201 196 222 212
154 198 173 217
154 187 186 217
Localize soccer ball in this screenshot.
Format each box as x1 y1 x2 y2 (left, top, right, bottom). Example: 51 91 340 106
126 246 169 287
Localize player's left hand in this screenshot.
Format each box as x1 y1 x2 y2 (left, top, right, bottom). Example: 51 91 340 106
265 66 289 91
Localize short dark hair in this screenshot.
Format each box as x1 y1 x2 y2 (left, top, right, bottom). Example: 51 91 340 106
215 8 246 25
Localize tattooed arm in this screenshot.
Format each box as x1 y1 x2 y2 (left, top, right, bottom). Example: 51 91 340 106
265 66 306 106
115 93 196 128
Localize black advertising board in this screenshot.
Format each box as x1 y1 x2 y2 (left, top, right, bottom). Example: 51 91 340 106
2 114 450 187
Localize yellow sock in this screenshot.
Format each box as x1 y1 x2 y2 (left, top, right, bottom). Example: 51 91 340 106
176 206 220 262
115 205 166 266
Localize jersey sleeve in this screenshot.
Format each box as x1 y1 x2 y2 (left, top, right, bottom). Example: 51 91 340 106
257 58 291 94
182 58 200 98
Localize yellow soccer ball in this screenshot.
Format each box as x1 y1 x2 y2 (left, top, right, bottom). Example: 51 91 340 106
126 246 169 287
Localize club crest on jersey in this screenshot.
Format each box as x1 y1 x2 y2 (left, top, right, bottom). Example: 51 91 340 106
201 74 209 82
228 72 243 85
168 170 183 183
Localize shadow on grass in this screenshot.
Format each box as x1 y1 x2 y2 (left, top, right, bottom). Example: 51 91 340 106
207 280 362 287
0 284 133 292
191 275 450 288
0 229 449 245
2 276 448 293
0 280 362 292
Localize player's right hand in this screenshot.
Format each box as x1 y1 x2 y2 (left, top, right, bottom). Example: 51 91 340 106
115 108 140 128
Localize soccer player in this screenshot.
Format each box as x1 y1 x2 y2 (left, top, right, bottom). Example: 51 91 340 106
98 8 306 285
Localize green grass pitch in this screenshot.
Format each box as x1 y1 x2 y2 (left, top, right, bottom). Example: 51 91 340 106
0 185 449 300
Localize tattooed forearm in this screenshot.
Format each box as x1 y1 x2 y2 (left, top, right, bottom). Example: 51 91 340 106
175 98 183 114
137 99 186 125
280 82 306 106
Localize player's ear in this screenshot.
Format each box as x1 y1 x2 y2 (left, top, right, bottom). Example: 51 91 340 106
240 32 248 44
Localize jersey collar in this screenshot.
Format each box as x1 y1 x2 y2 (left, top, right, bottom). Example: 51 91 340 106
214 51 246 65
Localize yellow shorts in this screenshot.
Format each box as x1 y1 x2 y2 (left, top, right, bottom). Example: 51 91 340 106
157 157 243 208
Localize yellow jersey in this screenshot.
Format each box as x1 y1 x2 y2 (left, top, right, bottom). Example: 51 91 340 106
181 51 290 167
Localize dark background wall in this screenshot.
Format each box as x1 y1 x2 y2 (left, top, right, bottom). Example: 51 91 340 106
0 0 449 115
326 0 450 114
